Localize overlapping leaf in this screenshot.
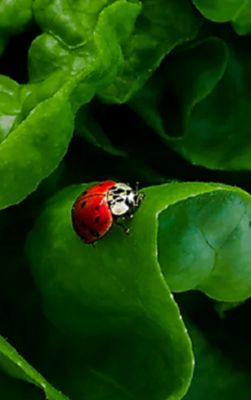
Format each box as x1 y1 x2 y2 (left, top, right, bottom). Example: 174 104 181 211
191 0 251 35
0 335 69 400
132 35 251 170
99 0 201 102
0 0 141 209
0 0 32 53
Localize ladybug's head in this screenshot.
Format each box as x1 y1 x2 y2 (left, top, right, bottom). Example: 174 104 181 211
107 182 144 217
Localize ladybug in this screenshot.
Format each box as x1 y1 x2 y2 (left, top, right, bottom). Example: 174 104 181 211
71 180 144 244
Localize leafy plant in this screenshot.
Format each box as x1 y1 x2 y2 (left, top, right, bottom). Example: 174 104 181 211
1 1 251 399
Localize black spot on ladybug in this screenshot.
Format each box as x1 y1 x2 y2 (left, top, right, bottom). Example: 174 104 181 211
81 201 87 208
90 229 100 238
94 216 100 223
80 221 88 228
95 206 100 211
112 188 124 194
82 190 88 195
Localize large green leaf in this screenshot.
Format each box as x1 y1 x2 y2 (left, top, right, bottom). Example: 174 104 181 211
31 0 200 104
26 183 195 400
0 0 141 209
27 180 251 399
132 36 251 170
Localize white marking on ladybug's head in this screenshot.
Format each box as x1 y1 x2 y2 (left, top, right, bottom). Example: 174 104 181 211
107 182 143 217
110 200 129 216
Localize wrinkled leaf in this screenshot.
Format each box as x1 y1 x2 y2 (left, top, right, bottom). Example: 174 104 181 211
0 1 141 209
100 0 201 102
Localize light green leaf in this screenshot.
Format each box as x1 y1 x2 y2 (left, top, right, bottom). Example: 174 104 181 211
0 91 74 209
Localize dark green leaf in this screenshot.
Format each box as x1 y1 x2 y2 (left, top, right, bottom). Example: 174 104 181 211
75 106 127 156
132 36 251 170
232 0 251 34
184 322 251 399
0 336 69 400
100 0 201 102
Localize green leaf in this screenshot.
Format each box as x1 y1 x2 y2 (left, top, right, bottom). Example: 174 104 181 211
31 0 200 104
191 0 247 22
232 0 251 34
132 36 251 170
191 0 251 36
157 184 251 301
0 75 22 143
0 335 69 400
184 322 251 399
75 105 127 157
26 183 194 400
0 91 74 209
99 0 201 102
0 0 32 53
30 1 141 91
26 180 251 398
33 0 112 46
0 0 32 35
0 1 141 209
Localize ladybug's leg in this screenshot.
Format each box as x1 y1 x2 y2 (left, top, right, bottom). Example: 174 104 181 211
115 218 130 234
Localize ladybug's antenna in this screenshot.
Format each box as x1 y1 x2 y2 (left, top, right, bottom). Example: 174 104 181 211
135 181 139 191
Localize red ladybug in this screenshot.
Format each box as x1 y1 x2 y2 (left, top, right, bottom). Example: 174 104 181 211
71 180 144 244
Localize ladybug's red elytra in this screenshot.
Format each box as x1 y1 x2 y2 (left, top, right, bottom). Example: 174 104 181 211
71 180 144 244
